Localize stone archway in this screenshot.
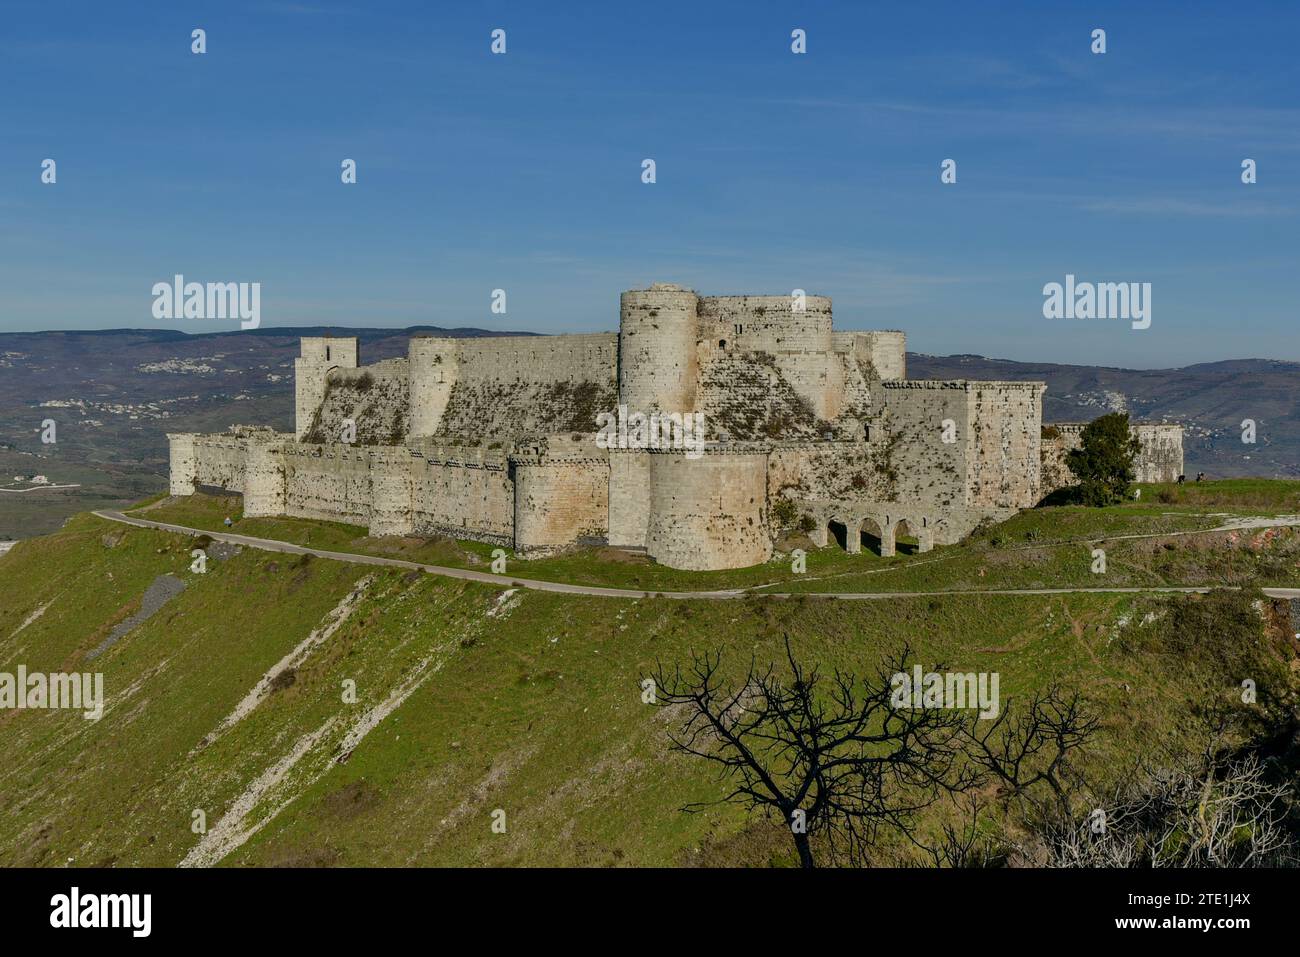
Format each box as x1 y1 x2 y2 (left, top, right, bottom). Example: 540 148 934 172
893 517 935 554
894 518 922 555
827 518 849 551
859 515 885 556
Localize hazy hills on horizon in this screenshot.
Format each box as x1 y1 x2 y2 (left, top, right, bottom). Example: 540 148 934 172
5 324 1290 374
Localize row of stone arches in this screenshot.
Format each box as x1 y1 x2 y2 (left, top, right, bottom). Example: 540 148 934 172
809 511 935 557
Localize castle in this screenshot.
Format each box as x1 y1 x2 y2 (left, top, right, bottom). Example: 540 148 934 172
167 283 1184 570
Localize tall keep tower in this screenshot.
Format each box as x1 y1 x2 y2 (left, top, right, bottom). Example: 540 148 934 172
407 337 459 438
618 283 698 414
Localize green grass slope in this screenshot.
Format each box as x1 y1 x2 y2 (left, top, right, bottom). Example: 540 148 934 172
0 496 1296 867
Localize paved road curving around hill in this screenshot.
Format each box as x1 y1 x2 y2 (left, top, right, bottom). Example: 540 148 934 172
92 510 1300 603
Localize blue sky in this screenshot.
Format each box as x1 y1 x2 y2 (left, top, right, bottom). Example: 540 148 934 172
1 0 1296 367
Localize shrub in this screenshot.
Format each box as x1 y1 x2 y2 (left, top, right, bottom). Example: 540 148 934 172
771 498 798 528
1066 412 1141 506
1120 589 1289 700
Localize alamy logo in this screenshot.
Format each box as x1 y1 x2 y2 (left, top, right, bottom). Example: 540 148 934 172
50 887 151 937
152 274 261 329
1042 274 1150 330
890 665 1000 719
596 405 706 459
1 667 104 720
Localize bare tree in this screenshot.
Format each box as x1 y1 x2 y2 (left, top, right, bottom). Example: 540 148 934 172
921 792 999 868
961 685 1100 817
649 636 982 868
1024 744 1298 868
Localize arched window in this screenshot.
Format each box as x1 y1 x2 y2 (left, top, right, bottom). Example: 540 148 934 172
719 339 727 349
863 424 871 442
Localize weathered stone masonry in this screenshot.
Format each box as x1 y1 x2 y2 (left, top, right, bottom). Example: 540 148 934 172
168 283 1184 570
1041 422 1184 492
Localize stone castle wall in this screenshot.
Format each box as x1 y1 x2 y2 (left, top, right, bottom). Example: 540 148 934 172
767 441 892 505
280 444 374 527
309 358 410 445
188 435 249 492
514 457 610 551
244 440 286 517
966 383 1044 508
607 451 652 549
168 283 1185 572
698 294 833 354
1133 424 1186 483
1041 422 1185 492
698 294 841 419
834 330 907 381
409 446 514 544
877 381 974 508
168 433 200 496
413 333 617 442
876 380 1044 510
168 429 288 498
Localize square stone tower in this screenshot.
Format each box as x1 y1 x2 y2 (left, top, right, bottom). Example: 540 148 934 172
294 337 358 439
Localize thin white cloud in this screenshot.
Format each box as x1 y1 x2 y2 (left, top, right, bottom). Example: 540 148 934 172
1081 197 1294 217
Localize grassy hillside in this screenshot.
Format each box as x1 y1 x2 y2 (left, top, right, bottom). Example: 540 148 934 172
0 493 1296 867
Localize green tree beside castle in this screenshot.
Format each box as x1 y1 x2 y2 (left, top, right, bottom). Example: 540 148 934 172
1067 412 1142 506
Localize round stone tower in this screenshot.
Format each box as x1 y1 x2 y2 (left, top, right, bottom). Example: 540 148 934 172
644 451 771 570
618 283 698 414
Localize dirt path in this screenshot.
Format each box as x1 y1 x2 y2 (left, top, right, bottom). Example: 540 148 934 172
93 509 1300 603
0 484 81 493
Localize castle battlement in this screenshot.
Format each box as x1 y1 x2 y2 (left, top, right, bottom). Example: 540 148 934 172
168 284 1182 570
881 379 1046 391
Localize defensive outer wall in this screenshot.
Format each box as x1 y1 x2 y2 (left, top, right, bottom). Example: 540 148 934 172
168 283 1182 571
